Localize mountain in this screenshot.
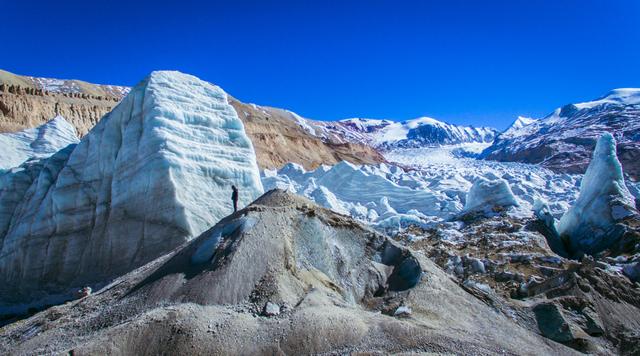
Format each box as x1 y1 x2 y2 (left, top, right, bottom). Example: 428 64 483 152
0 69 128 135
0 115 78 171
0 71 263 313
0 69 383 170
482 88 640 179
228 98 384 170
293 116 497 149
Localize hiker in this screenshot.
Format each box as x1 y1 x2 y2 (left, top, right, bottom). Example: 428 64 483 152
231 185 239 213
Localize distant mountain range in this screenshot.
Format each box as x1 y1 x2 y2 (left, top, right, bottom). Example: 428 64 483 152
482 88 640 179
289 117 497 149
2 68 639 178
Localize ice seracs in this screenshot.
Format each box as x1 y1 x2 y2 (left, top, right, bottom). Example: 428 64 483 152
463 177 519 214
0 115 79 171
558 133 637 255
0 71 263 313
262 151 581 233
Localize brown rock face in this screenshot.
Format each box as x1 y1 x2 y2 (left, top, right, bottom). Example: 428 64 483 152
0 90 116 135
229 97 385 170
0 69 125 136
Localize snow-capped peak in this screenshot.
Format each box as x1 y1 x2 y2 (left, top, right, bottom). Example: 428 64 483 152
307 116 497 149
509 116 537 131
572 88 640 110
497 116 538 139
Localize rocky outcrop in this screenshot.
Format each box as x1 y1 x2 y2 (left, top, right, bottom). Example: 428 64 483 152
0 69 127 135
0 71 263 313
406 211 640 354
0 190 574 355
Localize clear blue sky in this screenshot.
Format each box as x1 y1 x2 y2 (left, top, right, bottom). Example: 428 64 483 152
2 1 639 129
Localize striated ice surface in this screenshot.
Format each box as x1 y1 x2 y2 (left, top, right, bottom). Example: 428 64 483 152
0 115 79 171
0 71 263 311
558 133 637 254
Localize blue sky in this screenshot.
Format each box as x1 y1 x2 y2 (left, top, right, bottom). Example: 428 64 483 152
2 1 639 129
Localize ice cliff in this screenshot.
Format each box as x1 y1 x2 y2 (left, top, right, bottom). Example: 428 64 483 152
0 71 263 311
558 133 637 255
0 115 79 171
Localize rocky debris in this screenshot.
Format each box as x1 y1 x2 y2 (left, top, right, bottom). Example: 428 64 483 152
0 190 573 355
392 305 412 317
623 262 640 283
533 302 577 343
262 302 280 317
73 287 92 299
469 258 486 274
403 211 640 354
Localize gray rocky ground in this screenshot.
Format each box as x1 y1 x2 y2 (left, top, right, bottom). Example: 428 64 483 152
399 210 640 355
0 190 575 355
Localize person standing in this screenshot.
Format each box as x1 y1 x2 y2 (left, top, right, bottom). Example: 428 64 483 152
231 185 239 213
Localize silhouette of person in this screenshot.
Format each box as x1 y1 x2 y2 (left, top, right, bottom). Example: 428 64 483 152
231 185 239 213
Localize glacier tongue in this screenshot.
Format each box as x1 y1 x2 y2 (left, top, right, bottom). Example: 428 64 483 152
0 71 263 311
0 115 79 171
558 133 637 255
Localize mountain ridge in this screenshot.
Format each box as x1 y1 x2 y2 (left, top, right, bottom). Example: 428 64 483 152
482 88 640 179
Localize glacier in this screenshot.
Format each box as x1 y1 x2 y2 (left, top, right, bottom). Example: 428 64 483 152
558 133 637 255
263 144 583 232
0 71 263 312
0 115 79 171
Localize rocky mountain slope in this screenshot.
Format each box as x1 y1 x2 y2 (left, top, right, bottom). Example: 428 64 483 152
0 190 576 355
0 69 128 135
228 97 384 170
0 71 263 314
1 69 383 170
482 88 640 179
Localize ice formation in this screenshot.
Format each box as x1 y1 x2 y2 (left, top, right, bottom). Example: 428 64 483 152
0 71 263 311
463 177 519 214
263 144 581 231
0 115 79 171
558 133 637 255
